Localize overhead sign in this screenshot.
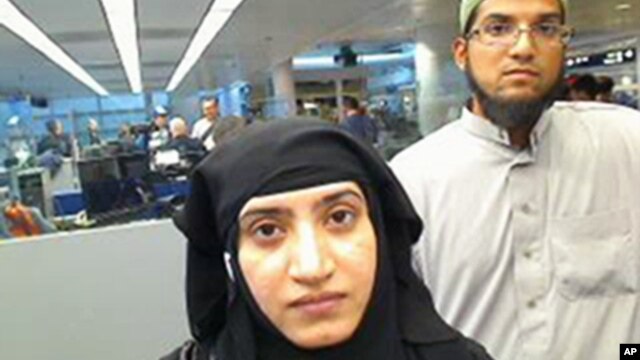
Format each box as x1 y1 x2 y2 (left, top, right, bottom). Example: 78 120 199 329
566 48 636 69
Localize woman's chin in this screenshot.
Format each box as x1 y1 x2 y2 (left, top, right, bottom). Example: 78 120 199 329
285 323 355 350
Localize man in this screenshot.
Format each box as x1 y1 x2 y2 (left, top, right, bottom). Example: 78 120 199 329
87 118 103 146
166 117 205 157
391 0 640 359
568 73 599 101
144 106 171 152
339 97 378 146
37 119 72 157
596 75 615 103
191 98 219 151
212 115 247 146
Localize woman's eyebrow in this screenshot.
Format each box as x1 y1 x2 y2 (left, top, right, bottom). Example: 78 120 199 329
317 190 364 210
240 207 293 223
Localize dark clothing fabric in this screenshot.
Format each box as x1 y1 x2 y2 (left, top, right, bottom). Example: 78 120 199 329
160 341 208 360
171 120 493 360
166 137 206 158
88 132 103 146
36 134 72 157
340 114 378 145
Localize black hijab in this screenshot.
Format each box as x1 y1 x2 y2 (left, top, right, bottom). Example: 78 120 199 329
174 120 490 360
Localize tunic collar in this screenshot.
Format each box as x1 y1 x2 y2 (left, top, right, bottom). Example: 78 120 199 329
460 106 552 153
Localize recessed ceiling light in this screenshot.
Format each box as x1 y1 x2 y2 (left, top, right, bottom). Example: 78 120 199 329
166 0 246 92
0 0 109 96
100 0 143 93
616 3 631 11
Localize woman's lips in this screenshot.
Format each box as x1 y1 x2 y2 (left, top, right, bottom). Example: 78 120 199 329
290 292 346 317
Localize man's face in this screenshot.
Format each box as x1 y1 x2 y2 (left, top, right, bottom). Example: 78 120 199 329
454 0 566 104
54 122 63 136
155 115 168 129
203 101 219 120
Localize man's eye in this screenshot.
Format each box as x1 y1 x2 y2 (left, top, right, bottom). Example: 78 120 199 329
484 23 513 36
535 23 560 37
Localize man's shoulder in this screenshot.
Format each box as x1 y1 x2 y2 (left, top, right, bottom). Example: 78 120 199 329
549 101 640 149
192 118 212 136
193 118 208 128
551 101 640 128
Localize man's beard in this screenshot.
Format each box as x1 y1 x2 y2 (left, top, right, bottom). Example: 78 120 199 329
465 65 564 130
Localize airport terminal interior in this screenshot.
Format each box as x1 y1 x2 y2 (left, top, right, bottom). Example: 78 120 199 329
1 0 639 359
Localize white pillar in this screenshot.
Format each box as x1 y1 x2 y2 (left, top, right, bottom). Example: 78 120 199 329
272 59 297 117
414 25 468 135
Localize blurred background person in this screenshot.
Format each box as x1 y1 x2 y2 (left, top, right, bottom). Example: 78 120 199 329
212 115 248 146
191 98 219 151
145 106 171 152
596 75 615 103
166 117 205 157
87 118 103 146
339 96 379 146
568 73 599 101
118 123 137 151
37 119 72 157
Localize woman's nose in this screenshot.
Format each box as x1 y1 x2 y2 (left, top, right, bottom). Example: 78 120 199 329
288 222 335 285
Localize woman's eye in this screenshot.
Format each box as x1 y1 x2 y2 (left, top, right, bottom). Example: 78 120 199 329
253 223 284 241
327 209 356 228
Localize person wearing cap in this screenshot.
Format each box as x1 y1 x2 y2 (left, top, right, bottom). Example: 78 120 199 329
391 0 640 359
191 98 220 151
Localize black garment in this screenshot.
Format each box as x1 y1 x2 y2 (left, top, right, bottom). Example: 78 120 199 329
88 131 103 146
171 120 493 360
166 137 206 157
36 134 72 156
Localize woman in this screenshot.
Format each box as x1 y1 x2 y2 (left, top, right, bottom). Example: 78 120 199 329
169 120 492 360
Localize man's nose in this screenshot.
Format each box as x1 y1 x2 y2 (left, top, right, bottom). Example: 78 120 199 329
508 28 537 61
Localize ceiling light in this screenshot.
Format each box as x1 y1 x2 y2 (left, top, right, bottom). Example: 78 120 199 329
293 56 335 69
615 3 631 11
362 52 412 64
166 0 246 92
100 0 143 93
0 0 109 96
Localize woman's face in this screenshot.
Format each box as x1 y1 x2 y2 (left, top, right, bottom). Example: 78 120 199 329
238 181 377 349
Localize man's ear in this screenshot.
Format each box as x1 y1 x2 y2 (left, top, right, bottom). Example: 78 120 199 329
452 37 468 71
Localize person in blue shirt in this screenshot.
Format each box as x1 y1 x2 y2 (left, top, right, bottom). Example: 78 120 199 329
339 97 378 146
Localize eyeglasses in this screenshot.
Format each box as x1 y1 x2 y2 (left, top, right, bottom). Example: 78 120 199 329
466 22 574 47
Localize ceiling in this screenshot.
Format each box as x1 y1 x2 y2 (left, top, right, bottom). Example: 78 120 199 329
1 0 639 99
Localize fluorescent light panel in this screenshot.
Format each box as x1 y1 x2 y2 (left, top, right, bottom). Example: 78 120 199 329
362 52 412 64
293 56 335 69
166 0 245 92
293 52 414 70
101 0 143 93
0 0 109 96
